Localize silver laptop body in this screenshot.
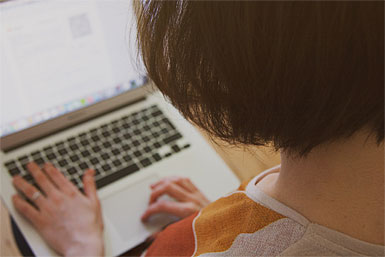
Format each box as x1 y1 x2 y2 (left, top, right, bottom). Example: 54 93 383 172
0 0 239 256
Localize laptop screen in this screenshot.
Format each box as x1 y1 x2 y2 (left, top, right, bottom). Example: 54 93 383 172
0 0 146 137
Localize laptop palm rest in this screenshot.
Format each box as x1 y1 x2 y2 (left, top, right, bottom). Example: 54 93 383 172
101 174 179 254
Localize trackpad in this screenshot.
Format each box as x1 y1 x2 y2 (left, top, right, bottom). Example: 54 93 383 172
101 175 178 242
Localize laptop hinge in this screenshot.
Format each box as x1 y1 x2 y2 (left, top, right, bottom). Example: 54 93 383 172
3 96 147 153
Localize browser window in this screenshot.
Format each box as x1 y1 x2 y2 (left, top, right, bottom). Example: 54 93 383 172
0 0 146 137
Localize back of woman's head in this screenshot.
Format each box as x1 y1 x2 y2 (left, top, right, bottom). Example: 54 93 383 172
136 1 384 156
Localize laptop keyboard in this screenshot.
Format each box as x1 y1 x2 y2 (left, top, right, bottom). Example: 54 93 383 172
4 105 190 191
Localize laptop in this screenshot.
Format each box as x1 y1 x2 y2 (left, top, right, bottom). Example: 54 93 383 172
0 0 240 256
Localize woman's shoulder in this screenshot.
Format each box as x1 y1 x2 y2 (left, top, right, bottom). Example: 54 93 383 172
145 167 384 256
145 168 306 256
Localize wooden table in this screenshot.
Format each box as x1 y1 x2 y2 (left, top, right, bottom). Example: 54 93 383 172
0 137 280 256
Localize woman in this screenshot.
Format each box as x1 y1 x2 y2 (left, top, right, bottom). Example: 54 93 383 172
12 1 384 256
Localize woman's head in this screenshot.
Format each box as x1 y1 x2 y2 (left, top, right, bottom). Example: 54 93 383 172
136 1 383 156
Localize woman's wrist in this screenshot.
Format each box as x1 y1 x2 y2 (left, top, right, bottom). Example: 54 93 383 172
64 237 104 257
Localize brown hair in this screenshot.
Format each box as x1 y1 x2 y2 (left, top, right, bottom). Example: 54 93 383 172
136 1 384 155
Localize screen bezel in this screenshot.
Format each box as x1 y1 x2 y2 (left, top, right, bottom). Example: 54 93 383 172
1 83 154 151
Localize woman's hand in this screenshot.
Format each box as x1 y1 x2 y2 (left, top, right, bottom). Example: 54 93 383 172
12 162 104 257
141 176 210 222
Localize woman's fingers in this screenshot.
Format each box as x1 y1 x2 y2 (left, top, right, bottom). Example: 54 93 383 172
149 181 190 204
12 176 47 208
82 169 99 206
27 162 57 196
151 176 195 193
141 201 195 221
43 163 78 195
12 194 42 228
150 176 176 189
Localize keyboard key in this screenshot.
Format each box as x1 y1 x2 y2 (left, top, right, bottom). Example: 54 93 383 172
8 167 21 176
55 141 65 148
91 135 100 141
152 153 162 162
112 159 122 167
80 139 90 146
69 143 79 151
67 167 77 175
67 137 76 143
162 118 176 129
133 150 142 158
70 155 80 162
183 144 191 149
113 137 121 144
23 174 33 182
58 148 68 155
112 149 120 155
47 153 57 160
153 142 161 149
143 146 152 153
101 153 110 160
31 151 41 158
102 164 111 171
34 158 45 165
123 132 132 139
18 156 29 170
70 178 78 186
140 158 152 167
102 131 110 137
90 158 99 165
79 162 88 170
122 144 130 151
103 142 112 148
163 133 182 144
81 150 91 158
112 127 120 133
132 140 140 147
43 146 53 153
18 155 28 163
164 152 172 157
96 164 139 189
171 145 180 153
161 128 169 134
123 155 132 162
4 161 16 169
142 136 150 142
92 145 102 153
58 159 68 167
151 110 162 117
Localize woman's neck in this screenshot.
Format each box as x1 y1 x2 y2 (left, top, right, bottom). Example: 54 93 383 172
259 131 384 245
